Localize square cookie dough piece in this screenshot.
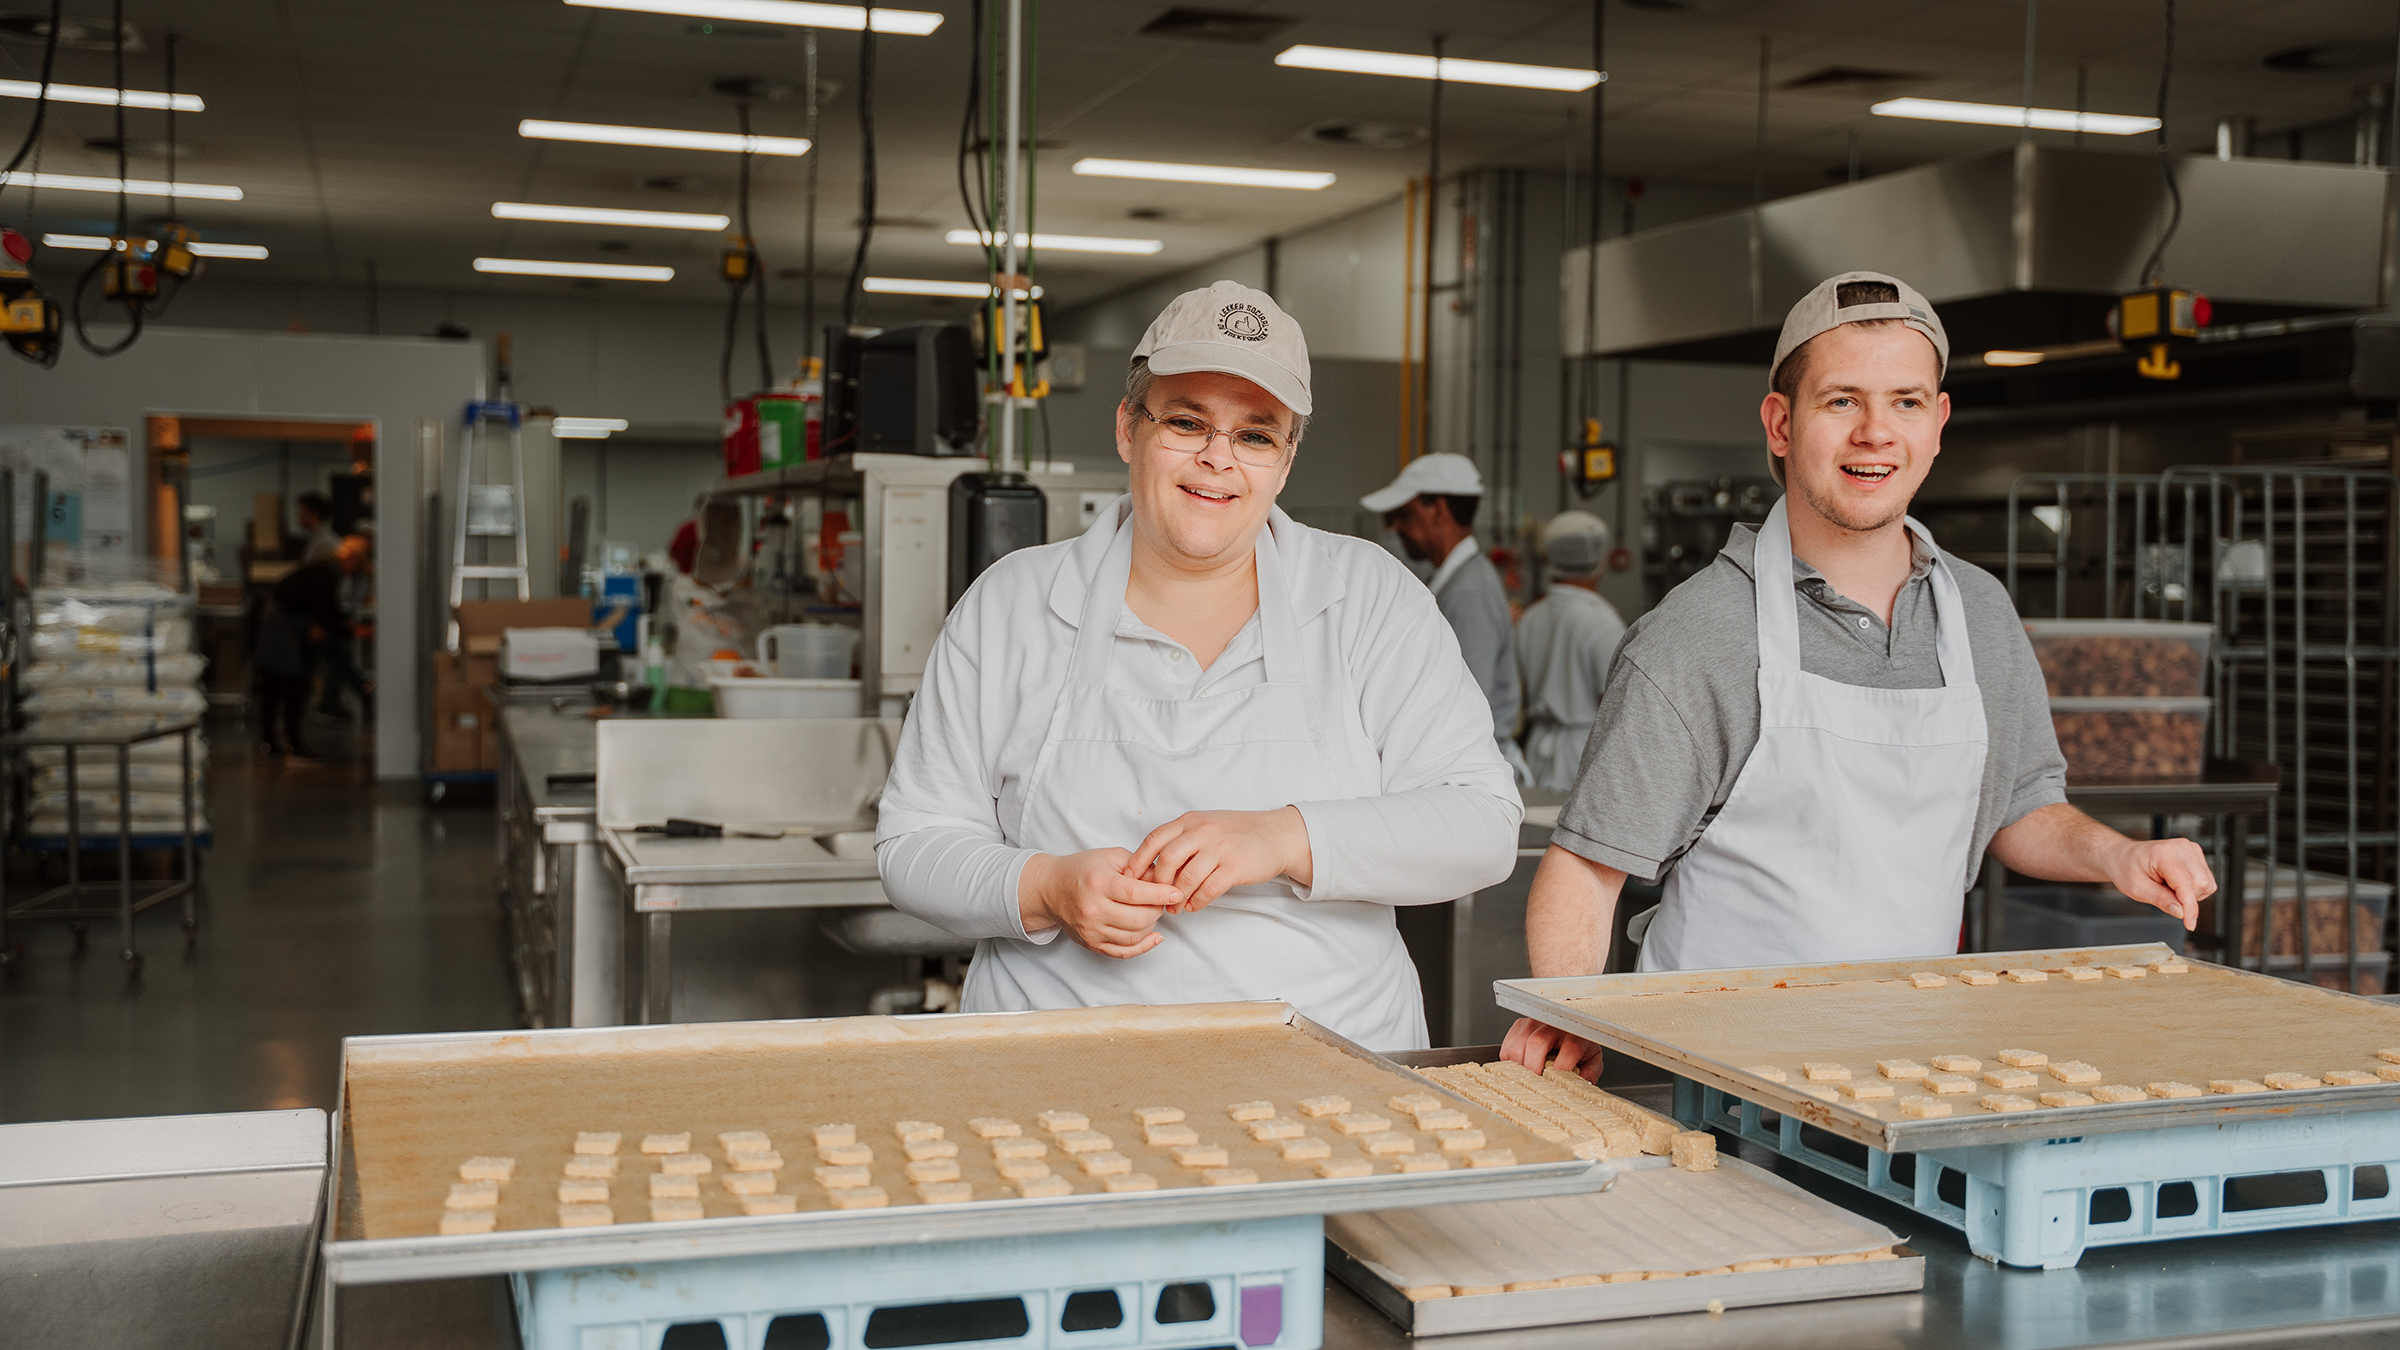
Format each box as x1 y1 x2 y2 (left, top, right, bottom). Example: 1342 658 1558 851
1228 1101 1277 1122
2325 1069 2381 1086
1413 1109 1471 1132
1982 1068 2038 1091
2381 1066 2400 1082
661 1153 713 1176
445 1181 499 1210
1248 1118 1305 1142
2003 969 2048 984
2038 1091 2097 1109
557 1180 609 1204
1876 1060 1928 1080
1465 1149 1518 1168
915 1181 974 1205
1394 1153 1450 1173
819 1143 873 1166
459 1157 514 1182
573 1132 621 1156
828 1187 889 1210
724 1172 779 1195
996 1158 1050 1180
2378 1049 2400 1065
2208 1080 2268 1095
1958 970 1999 986
1331 1113 1390 1135
440 1212 498 1236
649 1197 704 1223
1745 1066 1789 1083
1017 1175 1074 1198
641 1133 690 1155
1171 1144 1230 1169
1839 1081 1894 1100
894 1121 943 1145
1144 1124 1200 1148
1101 1173 1157 1194
742 1194 800 1216
813 1166 871 1189
1996 1049 2049 1068
2061 966 2103 981
1280 1137 1332 1162
2049 1061 2102 1084
1908 972 1948 988
557 1203 613 1228
1897 1096 1953 1119
1078 1151 1134 1176
1297 1095 1350 1118
1669 1132 1717 1171
812 1124 856 1148
1035 1111 1089 1134
1929 1055 1980 1073
2104 965 2148 979
967 1118 1020 1139
1389 1092 1445 1115
1361 1131 1417 1155
1434 1130 1486 1153
1134 1106 1186 1126
1979 1095 2036 1114
2150 959 2190 974
718 1131 770 1153
2264 1072 2324 1090
904 1139 960 1161
1924 1074 1977 1095
993 1137 1046 1160
2147 1081 2202 1099
1801 1062 1851 1082
2091 1085 2148 1103
727 1151 783 1172
904 1159 962 1184
1316 1158 1374 1178
1056 1130 1113 1155
650 1175 700 1199
1201 1168 1260 1187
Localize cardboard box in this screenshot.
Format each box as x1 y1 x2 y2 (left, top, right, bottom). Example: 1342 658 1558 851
431 683 485 772
504 628 599 682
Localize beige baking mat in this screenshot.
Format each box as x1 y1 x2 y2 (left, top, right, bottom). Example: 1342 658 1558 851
342 1003 1572 1239
1568 961 2400 1121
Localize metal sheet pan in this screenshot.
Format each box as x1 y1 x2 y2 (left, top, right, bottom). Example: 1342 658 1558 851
1497 945 2400 1151
323 1003 1612 1287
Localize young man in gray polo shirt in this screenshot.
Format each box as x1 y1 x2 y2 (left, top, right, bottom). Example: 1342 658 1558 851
1504 271 2219 1080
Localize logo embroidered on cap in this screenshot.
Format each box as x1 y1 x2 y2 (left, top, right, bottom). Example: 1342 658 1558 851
1217 302 1269 342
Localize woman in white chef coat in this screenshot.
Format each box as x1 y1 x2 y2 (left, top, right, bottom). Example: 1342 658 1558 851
875 280 1522 1051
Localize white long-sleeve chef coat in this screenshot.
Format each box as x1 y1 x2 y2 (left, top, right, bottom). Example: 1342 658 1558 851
876 501 1524 946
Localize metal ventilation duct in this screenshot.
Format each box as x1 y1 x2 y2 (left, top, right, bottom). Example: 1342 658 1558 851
1562 143 2396 363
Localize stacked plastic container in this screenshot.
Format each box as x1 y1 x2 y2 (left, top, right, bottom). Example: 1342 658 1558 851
17 581 209 838
2024 620 2214 780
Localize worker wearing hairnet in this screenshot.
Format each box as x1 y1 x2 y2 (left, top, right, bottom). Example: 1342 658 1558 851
1362 454 1531 786
1515 512 1627 792
876 280 1521 1052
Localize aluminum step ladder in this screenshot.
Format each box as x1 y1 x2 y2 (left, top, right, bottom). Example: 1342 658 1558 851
447 398 529 650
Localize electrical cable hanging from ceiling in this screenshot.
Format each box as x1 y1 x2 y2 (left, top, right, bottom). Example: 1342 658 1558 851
802 29 819 369
0 0 64 212
2138 0 2180 288
954 0 995 452
717 102 772 404
71 0 142 356
143 30 189 319
842 5 877 332
1577 0 1603 461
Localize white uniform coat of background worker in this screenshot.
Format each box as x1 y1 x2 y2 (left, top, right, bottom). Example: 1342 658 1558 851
877 280 1521 1051
1363 454 1530 785
1515 512 1627 792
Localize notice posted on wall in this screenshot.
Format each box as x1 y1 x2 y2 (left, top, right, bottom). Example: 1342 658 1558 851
0 425 136 580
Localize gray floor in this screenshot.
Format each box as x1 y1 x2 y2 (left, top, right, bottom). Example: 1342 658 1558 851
0 713 517 1124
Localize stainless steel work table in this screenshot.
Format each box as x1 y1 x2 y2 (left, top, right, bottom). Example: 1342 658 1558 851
492 700 617 1028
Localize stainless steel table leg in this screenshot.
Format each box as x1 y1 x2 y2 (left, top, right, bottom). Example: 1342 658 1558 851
181 726 198 931
643 911 673 1024
118 742 135 967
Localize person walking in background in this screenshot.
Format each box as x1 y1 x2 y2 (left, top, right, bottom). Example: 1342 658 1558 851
1516 511 1628 792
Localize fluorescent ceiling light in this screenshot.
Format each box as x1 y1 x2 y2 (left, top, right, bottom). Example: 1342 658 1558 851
1983 350 2045 367
552 417 630 438
495 201 730 230
46 234 271 260
475 257 674 281
0 171 240 200
1072 158 1334 191
944 229 1162 256
518 119 811 156
1871 98 2159 136
0 78 203 112
1275 45 1600 92
864 277 1042 299
563 0 941 35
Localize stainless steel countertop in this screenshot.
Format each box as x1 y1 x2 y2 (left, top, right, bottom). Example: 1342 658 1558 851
498 705 601 824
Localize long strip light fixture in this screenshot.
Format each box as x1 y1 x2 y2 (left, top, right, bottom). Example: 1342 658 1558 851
552 417 630 438
944 229 1161 256
44 233 268 259
495 202 730 230
475 257 674 281
0 78 204 111
0 171 241 200
518 120 811 156
563 0 941 34
1275 44 1600 92
1072 158 1334 190
865 277 1042 299
1870 97 2159 136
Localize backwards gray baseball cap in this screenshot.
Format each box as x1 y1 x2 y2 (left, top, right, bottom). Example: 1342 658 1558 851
1769 270 1949 389
1132 279 1312 415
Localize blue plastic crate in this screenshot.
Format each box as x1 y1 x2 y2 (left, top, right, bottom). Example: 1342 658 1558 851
1677 1077 2400 1269
511 1213 1324 1350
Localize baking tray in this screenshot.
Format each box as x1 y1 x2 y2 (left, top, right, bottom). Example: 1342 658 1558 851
322 1002 1612 1287
1327 1154 1921 1334
1496 944 2400 1152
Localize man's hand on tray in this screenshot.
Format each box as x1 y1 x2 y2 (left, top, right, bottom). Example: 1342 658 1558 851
1019 848 1183 958
1502 1018 1602 1083
2106 836 2215 931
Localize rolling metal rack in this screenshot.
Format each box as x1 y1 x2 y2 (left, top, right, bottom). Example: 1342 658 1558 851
2005 448 2400 992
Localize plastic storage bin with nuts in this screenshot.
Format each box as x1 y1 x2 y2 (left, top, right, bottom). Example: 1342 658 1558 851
2022 620 2214 698
2048 697 2210 780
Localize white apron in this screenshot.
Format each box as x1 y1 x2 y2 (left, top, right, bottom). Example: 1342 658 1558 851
962 515 1430 1050
1635 499 1988 971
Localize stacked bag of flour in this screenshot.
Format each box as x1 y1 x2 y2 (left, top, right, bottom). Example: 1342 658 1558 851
18 580 209 838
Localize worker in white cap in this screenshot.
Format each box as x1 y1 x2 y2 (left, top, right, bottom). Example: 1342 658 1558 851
877 280 1521 1051
1514 512 1626 792
1506 271 2218 1079
1362 453 1530 784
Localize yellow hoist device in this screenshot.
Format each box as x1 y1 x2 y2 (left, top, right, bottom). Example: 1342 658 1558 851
1560 417 1616 499
2113 286 2210 382
0 229 60 367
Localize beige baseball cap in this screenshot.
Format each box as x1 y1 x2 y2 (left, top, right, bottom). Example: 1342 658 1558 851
1132 279 1312 415
1361 452 1483 514
1769 270 1949 388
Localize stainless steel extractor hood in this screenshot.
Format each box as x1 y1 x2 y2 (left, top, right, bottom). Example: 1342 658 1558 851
1562 143 2397 363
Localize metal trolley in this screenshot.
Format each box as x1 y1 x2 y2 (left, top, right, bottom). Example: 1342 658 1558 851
0 717 203 974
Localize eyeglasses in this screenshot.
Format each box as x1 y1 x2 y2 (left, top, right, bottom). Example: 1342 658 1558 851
1131 403 1292 467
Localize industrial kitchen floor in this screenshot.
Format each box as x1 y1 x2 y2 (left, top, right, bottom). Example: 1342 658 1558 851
0 711 516 1124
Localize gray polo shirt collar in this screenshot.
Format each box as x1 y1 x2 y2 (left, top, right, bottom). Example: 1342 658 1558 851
1718 520 1935 627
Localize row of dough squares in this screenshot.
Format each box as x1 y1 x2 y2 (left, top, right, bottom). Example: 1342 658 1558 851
1418 1061 1717 1171
1752 1047 2400 1119
433 1096 1529 1234
1400 1247 1906 1302
1901 956 2187 987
